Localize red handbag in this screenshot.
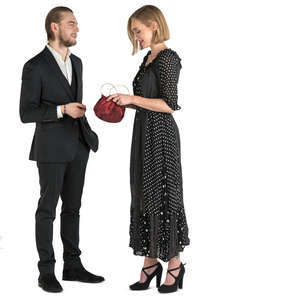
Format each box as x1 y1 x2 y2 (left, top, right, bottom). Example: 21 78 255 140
94 83 129 123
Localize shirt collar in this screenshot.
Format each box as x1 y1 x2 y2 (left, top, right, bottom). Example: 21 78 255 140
46 44 71 62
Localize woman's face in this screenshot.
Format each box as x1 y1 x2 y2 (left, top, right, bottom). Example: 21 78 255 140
131 18 156 50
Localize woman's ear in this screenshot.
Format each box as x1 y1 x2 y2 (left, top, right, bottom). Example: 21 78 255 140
150 21 158 31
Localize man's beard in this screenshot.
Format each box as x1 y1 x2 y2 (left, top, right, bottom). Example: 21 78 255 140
58 32 76 47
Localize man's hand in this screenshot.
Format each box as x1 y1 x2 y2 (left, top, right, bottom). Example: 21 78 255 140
61 103 86 118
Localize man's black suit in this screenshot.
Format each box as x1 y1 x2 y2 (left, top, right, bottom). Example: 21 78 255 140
19 46 98 274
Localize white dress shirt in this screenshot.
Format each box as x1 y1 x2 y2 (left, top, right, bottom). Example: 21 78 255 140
46 44 72 118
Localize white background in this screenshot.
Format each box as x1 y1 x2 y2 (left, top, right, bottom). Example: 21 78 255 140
0 0 299 299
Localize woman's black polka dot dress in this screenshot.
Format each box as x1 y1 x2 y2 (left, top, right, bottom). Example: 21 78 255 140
129 48 190 262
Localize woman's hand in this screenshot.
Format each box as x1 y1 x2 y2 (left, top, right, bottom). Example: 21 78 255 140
106 93 134 106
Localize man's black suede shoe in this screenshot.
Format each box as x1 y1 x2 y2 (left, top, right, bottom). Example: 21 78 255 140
38 273 63 293
62 266 105 283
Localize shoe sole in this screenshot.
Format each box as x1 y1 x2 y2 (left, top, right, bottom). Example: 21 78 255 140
62 278 105 283
38 282 63 293
158 288 178 293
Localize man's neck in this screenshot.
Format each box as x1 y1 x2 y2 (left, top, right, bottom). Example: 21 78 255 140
48 41 69 62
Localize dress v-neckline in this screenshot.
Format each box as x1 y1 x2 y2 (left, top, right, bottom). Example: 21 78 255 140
144 48 170 67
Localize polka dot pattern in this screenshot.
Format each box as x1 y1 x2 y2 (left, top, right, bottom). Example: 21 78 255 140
129 49 190 262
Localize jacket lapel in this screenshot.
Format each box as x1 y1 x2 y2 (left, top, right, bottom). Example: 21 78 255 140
42 47 73 99
70 55 81 102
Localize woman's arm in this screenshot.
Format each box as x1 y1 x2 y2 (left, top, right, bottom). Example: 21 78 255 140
132 95 174 113
106 94 174 113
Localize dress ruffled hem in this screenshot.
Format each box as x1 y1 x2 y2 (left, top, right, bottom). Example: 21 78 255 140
129 210 190 262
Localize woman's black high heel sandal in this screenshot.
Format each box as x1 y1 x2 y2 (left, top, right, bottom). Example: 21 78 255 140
158 263 186 293
129 262 163 290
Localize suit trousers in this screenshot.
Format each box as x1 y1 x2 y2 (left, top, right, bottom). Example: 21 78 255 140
35 139 90 274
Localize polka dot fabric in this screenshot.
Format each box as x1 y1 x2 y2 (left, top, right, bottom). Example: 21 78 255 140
129 48 190 262
158 49 182 112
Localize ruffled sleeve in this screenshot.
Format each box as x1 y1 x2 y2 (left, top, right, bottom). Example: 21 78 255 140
158 50 182 111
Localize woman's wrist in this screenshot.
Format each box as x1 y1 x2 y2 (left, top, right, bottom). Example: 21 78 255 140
131 95 136 105
131 95 138 105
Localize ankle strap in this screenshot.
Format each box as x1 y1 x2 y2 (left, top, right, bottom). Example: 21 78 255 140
167 263 186 279
142 262 159 271
168 263 186 274
142 262 159 277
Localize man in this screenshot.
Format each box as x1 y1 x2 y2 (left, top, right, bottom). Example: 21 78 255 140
19 6 104 293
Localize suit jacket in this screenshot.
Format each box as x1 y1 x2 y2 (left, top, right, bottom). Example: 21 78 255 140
19 46 99 162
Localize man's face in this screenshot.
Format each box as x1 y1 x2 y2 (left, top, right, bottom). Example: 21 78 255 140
55 12 79 47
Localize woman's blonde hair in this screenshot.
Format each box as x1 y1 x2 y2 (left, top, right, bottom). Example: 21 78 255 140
127 5 170 55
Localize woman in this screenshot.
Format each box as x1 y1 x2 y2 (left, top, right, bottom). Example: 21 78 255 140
107 5 190 293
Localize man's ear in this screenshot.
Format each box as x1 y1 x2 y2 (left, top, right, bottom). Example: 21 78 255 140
50 22 59 38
